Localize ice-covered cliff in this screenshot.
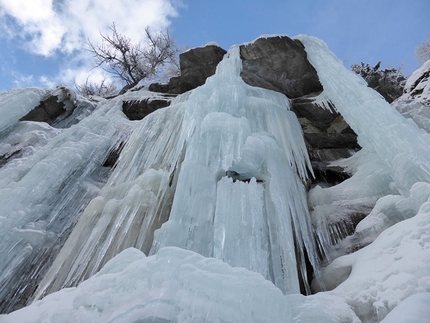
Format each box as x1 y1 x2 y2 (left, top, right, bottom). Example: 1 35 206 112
1 35 430 323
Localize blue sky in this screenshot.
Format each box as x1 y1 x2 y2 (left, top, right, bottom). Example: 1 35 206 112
0 0 429 92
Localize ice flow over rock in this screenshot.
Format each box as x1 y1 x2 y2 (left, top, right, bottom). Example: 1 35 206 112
2 35 430 323
30 45 320 303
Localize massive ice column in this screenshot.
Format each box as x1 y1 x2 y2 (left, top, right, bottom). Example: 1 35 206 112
150 46 319 294
33 45 320 300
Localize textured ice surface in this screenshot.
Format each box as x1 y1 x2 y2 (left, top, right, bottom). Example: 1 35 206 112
0 88 133 312
31 90 178 301
1 247 359 323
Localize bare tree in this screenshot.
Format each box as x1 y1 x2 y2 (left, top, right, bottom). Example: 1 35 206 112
75 76 118 98
416 35 430 65
88 23 180 87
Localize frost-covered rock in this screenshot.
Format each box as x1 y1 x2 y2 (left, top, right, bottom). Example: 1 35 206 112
391 60 430 132
20 86 77 125
351 62 406 103
0 88 50 134
401 59 430 106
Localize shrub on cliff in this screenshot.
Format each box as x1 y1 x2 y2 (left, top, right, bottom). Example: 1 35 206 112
351 61 406 103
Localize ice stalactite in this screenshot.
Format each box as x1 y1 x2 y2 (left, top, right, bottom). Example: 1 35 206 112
31 92 184 302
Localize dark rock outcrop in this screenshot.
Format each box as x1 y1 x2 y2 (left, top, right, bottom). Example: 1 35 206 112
291 95 359 167
20 95 66 124
122 98 171 120
103 142 126 168
291 96 338 130
149 45 227 95
239 36 323 98
177 45 227 93
20 87 76 125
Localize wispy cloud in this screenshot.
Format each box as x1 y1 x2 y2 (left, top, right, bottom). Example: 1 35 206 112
11 72 35 88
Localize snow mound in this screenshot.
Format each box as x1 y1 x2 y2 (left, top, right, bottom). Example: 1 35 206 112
1 247 358 323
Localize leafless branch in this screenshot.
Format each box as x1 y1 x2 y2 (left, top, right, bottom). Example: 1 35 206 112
87 23 180 87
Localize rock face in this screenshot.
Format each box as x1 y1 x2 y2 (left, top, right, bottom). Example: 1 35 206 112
291 96 359 187
122 97 172 120
149 45 227 95
291 96 359 160
20 87 76 125
239 36 323 98
178 45 228 92
20 95 66 124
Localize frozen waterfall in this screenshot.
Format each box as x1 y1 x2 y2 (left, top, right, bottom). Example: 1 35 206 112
2 34 430 322
29 46 320 303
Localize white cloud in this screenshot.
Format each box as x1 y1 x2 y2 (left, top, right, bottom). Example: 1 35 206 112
0 0 180 56
1 0 54 23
